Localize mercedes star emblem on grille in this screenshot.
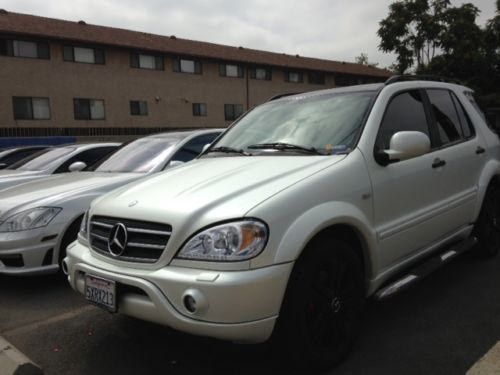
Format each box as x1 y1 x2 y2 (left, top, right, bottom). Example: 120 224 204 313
108 223 128 257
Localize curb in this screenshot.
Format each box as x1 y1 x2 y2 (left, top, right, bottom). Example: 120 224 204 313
0 336 43 375
467 341 500 375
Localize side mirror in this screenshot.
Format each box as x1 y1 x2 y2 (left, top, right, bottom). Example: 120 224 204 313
167 160 185 169
68 161 87 172
0 163 7 170
376 131 430 166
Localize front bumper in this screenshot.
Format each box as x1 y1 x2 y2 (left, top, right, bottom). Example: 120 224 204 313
65 240 293 343
0 226 62 275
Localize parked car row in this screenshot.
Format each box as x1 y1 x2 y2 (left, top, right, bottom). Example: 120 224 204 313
0 129 222 275
2 77 500 370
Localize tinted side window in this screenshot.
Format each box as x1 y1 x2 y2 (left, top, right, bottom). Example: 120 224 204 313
427 89 462 145
376 90 430 150
170 133 220 164
0 148 45 166
450 93 474 139
54 146 117 173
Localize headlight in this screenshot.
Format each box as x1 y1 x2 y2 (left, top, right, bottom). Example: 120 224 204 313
0 207 62 233
177 220 268 261
78 209 89 241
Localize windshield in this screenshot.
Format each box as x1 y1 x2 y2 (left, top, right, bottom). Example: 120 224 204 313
15 147 75 171
212 91 375 155
93 137 179 173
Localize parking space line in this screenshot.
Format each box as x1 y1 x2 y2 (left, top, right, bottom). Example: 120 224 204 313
2 305 96 337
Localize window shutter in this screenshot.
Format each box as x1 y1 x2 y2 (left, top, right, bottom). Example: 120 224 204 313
172 58 180 72
13 97 32 120
74 99 91 120
130 53 139 68
194 61 202 74
219 64 226 76
130 101 139 115
237 66 244 78
37 42 50 59
284 71 289 82
63 46 74 61
155 55 164 70
250 68 256 79
4 39 14 56
266 68 272 80
94 49 105 64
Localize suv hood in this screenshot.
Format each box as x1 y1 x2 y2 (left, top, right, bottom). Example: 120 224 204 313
0 172 143 220
92 155 345 230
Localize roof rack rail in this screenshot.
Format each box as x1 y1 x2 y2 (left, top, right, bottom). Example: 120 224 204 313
385 75 462 85
267 92 302 101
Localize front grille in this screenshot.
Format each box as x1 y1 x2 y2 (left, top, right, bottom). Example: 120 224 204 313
89 215 172 263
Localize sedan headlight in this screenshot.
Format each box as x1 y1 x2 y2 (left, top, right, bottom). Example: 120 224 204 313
177 220 268 261
78 209 89 241
0 207 62 233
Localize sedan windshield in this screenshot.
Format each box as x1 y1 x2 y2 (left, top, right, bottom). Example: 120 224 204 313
94 137 179 173
212 91 375 155
15 147 75 171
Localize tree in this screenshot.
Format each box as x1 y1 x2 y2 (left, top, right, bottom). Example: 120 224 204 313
378 0 500 107
354 53 379 67
378 0 450 73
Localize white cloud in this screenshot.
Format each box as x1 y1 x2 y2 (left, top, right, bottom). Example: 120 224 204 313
0 0 497 69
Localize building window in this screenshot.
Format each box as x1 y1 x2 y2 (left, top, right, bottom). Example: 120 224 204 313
74 98 105 120
224 104 244 121
130 53 164 70
251 67 272 80
130 100 148 116
63 45 105 64
219 63 244 78
12 97 50 120
193 103 207 117
335 75 363 87
0 38 50 59
308 72 325 85
285 71 303 83
173 58 202 74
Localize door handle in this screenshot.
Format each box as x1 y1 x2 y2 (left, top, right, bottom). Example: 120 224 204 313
476 146 485 155
432 158 446 168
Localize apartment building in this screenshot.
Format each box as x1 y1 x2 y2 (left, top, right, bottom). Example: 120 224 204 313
0 10 391 138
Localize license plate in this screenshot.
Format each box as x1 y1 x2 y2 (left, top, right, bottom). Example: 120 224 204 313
85 274 117 312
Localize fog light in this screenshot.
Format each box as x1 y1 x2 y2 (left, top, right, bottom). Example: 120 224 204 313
181 289 208 315
183 295 197 313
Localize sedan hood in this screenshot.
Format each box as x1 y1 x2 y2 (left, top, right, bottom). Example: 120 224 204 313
0 172 143 220
92 155 345 230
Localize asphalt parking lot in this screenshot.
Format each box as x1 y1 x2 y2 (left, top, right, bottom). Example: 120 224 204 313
1 252 500 375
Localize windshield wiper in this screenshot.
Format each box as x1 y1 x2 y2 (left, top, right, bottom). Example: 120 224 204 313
247 142 324 155
206 146 250 156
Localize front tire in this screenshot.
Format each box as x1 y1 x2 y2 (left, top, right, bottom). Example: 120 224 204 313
473 184 500 258
276 239 365 370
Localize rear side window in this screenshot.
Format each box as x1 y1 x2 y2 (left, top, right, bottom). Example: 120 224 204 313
450 93 474 139
426 89 462 145
376 90 430 150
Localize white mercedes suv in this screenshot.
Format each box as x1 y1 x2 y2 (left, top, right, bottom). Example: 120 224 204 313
65 77 500 369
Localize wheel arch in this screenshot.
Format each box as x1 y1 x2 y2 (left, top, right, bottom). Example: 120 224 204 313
272 202 377 286
56 213 85 263
474 160 500 220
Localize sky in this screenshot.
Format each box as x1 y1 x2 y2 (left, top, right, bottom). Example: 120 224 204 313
0 0 497 68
